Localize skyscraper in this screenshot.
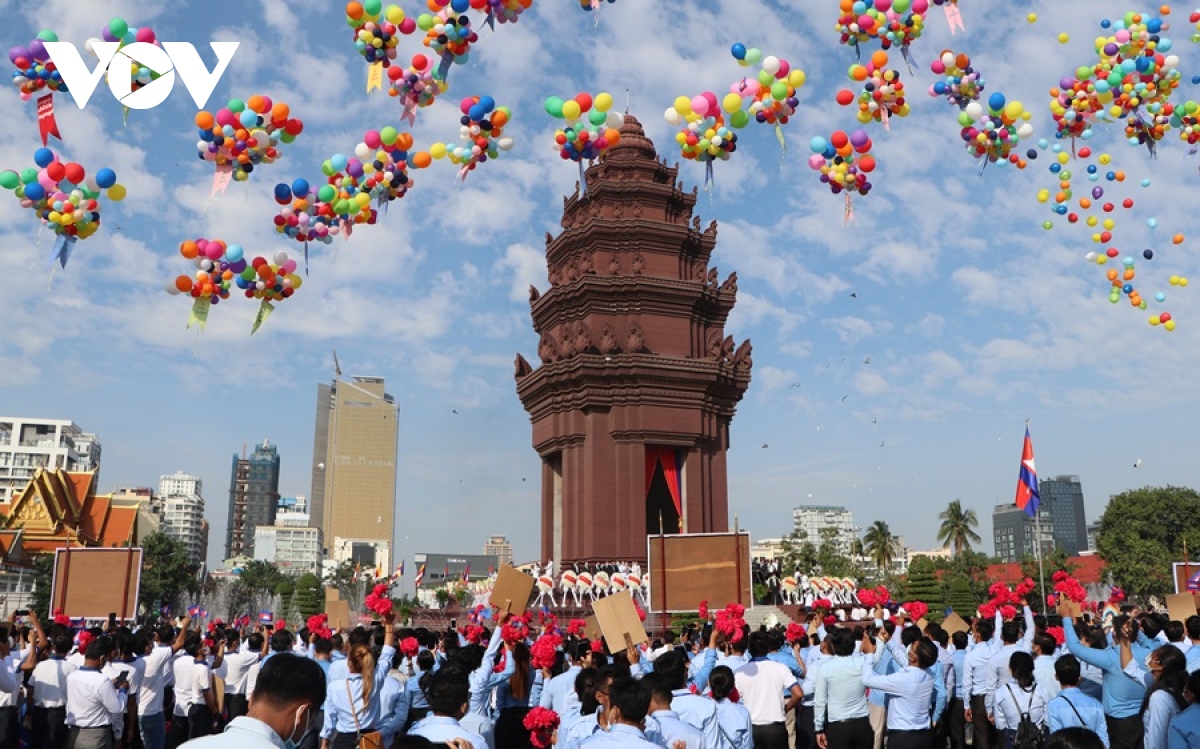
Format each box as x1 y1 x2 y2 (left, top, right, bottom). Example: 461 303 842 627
0 417 101 503
159 471 207 566
992 504 1054 563
792 505 857 555
311 377 398 561
1040 475 1088 555
225 440 280 559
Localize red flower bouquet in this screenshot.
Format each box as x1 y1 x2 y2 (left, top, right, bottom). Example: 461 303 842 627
400 637 420 659
364 584 394 616
785 622 806 645
698 600 709 620
531 633 562 670
857 589 878 608
566 619 586 637
1046 626 1065 646
306 613 332 640
523 706 560 749
904 601 928 622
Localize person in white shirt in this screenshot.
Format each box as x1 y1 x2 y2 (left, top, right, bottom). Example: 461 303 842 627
139 619 189 749
23 610 76 749
1031 633 1062 701
859 629 938 749
734 630 803 749
993 652 1048 746
103 635 145 748
171 633 221 746
217 631 262 721
985 605 1036 719
66 636 123 749
0 617 23 749
177 653 326 749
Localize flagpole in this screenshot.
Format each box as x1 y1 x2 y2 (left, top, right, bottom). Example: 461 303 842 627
1028 419 1048 613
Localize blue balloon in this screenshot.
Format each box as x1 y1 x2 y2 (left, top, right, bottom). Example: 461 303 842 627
478 95 495 112
239 109 258 128
1145 249 1155 260
33 148 54 168
274 183 292 202
95 168 116 188
331 153 348 172
451 0 469 11
468 104 485 121
1100 18 1111 28
730 43 746 60
291 178 309 197
225 244 244 262
987 92 1006 112
809 136 828 154
24 183 45 200
1192 76 1200 85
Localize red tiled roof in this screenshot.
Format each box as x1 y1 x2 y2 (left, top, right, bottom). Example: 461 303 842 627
99 507 136 548
986 555 1108 585
78 495 110 543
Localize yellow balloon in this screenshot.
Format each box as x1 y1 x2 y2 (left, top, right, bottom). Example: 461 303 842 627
385 5 405 23
1037 189 1050 203
1103 218 1115 230
1165 320 1177 331
673 95 692 116
722 92 742 114
788 69 806 88
430 142 447 159
1004 101 1024 120
107 184 127 201
562 100 581 121
1058 32 1070 43
594 92 613 112
1027 13 1037 22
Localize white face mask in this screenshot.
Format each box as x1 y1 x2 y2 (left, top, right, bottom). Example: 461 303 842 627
284 705 309 749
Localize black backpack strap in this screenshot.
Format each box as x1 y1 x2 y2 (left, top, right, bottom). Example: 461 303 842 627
1062 695 1085 726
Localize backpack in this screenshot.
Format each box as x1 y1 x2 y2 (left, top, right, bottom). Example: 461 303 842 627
1007 684 1046 749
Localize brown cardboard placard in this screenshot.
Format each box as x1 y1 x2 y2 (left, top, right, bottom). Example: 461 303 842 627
1167 593 1198 623
212 675 225 714
592 591 648 653
646 533 752 613
326 599 352 630
584 615 602 642
916 618 929 631
490 564 535 616
51 548 142 620
325 587 341 603
941 612 970 635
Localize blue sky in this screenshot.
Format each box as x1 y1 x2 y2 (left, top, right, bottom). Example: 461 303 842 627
2 0 1199 570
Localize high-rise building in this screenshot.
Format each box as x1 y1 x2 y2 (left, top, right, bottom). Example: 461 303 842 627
993 504 1055 563
163 494 206 565
311 377 398 559
1086 521 1101 553
484 535 513 568
276 496 310 528
159 471 202 499
0 418 101 503
792 505 857 554
1040 475 1088 555
254 525 323 575
226 440 281 559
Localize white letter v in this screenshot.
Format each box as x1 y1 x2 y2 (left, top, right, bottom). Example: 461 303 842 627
44 42 120 109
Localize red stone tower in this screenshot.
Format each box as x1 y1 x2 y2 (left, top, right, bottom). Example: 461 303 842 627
514 114 752 565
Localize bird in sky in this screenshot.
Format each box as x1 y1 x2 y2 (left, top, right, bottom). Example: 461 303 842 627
762 443 769 449
1134 458 1142 468
849 292 858 298
841 395 849 402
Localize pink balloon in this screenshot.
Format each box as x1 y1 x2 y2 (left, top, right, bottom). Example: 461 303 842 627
912 0 929 12
875 0 891 11
776 59 790 79
807 154 825 170
703 91 719 115
691 95 709 116
858 14 876 30
135 28 156 44
364 130 382 148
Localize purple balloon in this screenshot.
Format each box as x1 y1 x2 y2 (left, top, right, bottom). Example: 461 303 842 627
849 129 870 148
1060 77 1076 89
28 40 47 60
1092 187 1104 199
101 30 117 42
1104 43 1119 56
9 46 31 64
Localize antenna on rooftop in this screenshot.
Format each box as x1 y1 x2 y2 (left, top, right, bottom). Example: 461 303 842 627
333 349 342 378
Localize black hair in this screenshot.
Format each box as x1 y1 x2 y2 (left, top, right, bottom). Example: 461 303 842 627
1187 669 1200 699
1001 621 1021 645
830 627 857 657
85 636 113 660
1033 633 1057 657
1046 727 1105 749
913 640 937 669
225 631 241 648
269 630 292 653
251 653 326 711
313 639 333 656
1186 616 1200 641
247 632 265 651
608 676 651 723
155 624 175 645
574 667 599 716
572 640 593 662
709 665 736 701
748 630 771 659
451 643 487 675
1166 621 1185 643
391 737 439 749
1143 645 1188 714
900 626 922 647
1009 651 1035 690
1141 614 1165 640
52 634 73 655
347 627 371 647
330 633 345 650
426 668 470 716
951 631 969 650
641 673 673 706
1054 654 1081 687
182 633 203 658
976 620 995 640
928 625 949 648
652 651 688 690
416 650 436 673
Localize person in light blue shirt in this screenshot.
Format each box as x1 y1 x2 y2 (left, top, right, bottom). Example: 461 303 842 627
860 632 937 749
377 668 409 747
813 628 871 749
1168 671 1200 749
560 667 609 749
643 674 704 749
651 644 721 749
408 669 488 748
1184 617 1200 674
580 677 659 749
709 666 753 749
1120 637 1189 749
1047 655 1109 746
320 615 396 748
494 641 538 748
767 630 804 680
715 637 749 674
540 642 593 715
404 650 437 731
1063 611 1147 746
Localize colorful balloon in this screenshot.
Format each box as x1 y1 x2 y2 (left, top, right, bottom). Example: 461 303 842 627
929 50 984 109
195 95 304 189
411 95 513 181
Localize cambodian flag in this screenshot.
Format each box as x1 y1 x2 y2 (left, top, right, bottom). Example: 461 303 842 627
258 611 274 624
1015 425 1040 518
1188 571 1200 593
187 605 200 617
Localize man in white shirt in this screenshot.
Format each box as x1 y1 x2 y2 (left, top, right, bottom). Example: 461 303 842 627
216 631 261 721
0 619 22 749
138 619 189 749
104 635 146 747
177 653 326 749
1031 633 1061 701
29 629 77 749
734 630 803 749
65 636 123 749
171 633 220 745
962 616 1000 749
984 605 1035 719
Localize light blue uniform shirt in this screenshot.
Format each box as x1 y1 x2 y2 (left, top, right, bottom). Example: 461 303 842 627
320 644 396 738
579 723 659 748
671 688 721 749
378 674 409 744
952 649 966 700
540 664 581 713
408 715 487 748
1187 646 1200 674
1169 703 1200 749
561 712 603 749
713 698 753 749
800 651 830 708
768 649 804 679
645 709 704 749
468 631 513 718
861 647 935 731
1064 618 1147 718
813 654 869 732
1047 687 1109 745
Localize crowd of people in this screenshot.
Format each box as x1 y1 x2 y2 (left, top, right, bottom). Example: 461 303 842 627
3 595 1200 749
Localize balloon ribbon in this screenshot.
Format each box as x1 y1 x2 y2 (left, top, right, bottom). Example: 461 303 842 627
37 95 61 146
578 160 587 196
367 62 384 93
944 4 964 33
844 193 854 225
251 300 275 335
775 124 786 152
437 52 454 81
187 298 211 331
47 234 76 269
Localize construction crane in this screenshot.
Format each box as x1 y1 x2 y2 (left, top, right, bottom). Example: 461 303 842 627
333 349 342 378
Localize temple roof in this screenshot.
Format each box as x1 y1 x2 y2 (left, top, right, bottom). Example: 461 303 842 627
2 468 139 553
605 114 658 163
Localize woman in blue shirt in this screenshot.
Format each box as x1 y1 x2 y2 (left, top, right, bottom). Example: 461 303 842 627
1120 636 1188 749
321 613 396 749
709 665 753 749
494 641 537 749
404 650 437 732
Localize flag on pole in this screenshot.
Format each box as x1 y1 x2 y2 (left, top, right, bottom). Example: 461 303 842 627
187 605 200 617
375 564 383 579
393 561 405 579
414 564 426 586
1188 571 1200 592
461 564 470 583
443 563 449 581
1014 425 1040 518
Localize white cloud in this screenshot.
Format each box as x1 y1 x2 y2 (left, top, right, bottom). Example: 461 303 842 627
495 243 546 303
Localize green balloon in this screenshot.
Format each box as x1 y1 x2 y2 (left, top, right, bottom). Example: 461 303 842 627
108 18 129 39
757 70 773 87
892 0 910 11
364 0 382 16
321 160 335 177
240 268 255 281
0 171 18 190
228 98 245 113
1076 66 1093 81
318 185 336 202
280 132 295 144
380 126 398 145
417 13 435 31
745 47 762 64
545 97 564 118
771 81 788 100
35 29 58 43
20 168 38 185
957 111 972 127
730 110 750 129
588 109 606 126
333 199 348 215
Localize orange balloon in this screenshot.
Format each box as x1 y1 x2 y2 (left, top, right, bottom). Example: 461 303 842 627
1173 234 1185 244
870 50 889 69
346 2 364 19
271 103 290 121
1106 269 1119 281
840 0 854 10
175 276 192 292
194 111 214 129
247 95 266 113
955 53 970 70
491 110 509 128
395 132 414 150
411 152 432 169
180 240 199 259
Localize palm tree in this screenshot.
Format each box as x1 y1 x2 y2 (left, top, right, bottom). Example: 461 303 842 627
937 499 982 557
863 520 899 573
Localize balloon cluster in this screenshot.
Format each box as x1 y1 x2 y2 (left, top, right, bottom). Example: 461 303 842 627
9 30 65 99
837 50 909 126
195 96 304 183
345 1 416 68
728 43 806 128
1034 142 1186 331
418 8 478 80
353 128 416 204
1172 99 1200 148
808 130 876 196
958 92 1033 168
835 0 931 57
434 0 533 26
273 169 374 247
168 238 241 303
929 50 983 109
387 53 448 121
91 18 161 95
545 92 623 162
665 94 737 166
244 250 303 303
0 148 124 242
1048 72 1105 142
578 0 615 11
414 95 513 180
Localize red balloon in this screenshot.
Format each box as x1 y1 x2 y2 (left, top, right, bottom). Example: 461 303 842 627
46 162 65 182
831 130 849 148
835 89 855 106
63 162 85 184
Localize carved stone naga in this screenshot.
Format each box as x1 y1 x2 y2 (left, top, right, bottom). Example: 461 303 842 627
732 339 753 371
529 285 541 303
720 272 738 294
599 323 621 354
707 331 735 363
514 353 533 379
538 333 560 364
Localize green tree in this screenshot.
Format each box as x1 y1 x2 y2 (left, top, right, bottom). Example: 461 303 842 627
31 556 53 620
434 589 450 608
944 573 978 615
863 521 900 575
779 531 817 575
1096 485 1200 597
905 555 944 616
293 573 324 618
238 560 290 595
937 499 982 557
140 532 199 614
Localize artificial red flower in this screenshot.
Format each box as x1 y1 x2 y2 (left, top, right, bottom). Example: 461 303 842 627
275 619 287 631
988 582 1012 601
785 622 805 644
904 601 929 622
875 586 890 604
530 633 562 670
1109 587 1126 604
635 603 646 622
590 639 604 653
698 600 709 620
1015 578 1036 599
1051 570 1069 583
463 624 486 644
523 707 560 749
857 589 878 608
979 602 997 619
400 637 420 658
823 615 836 627
566 619 586 637
1000 605 1017 620
714 603 747 644
501 620 527 646
812 598 833 613
1046 626 1065 646
306 614 332 640
364 584 394 616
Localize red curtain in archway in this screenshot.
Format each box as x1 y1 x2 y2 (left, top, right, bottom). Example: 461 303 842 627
645 447 683 528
